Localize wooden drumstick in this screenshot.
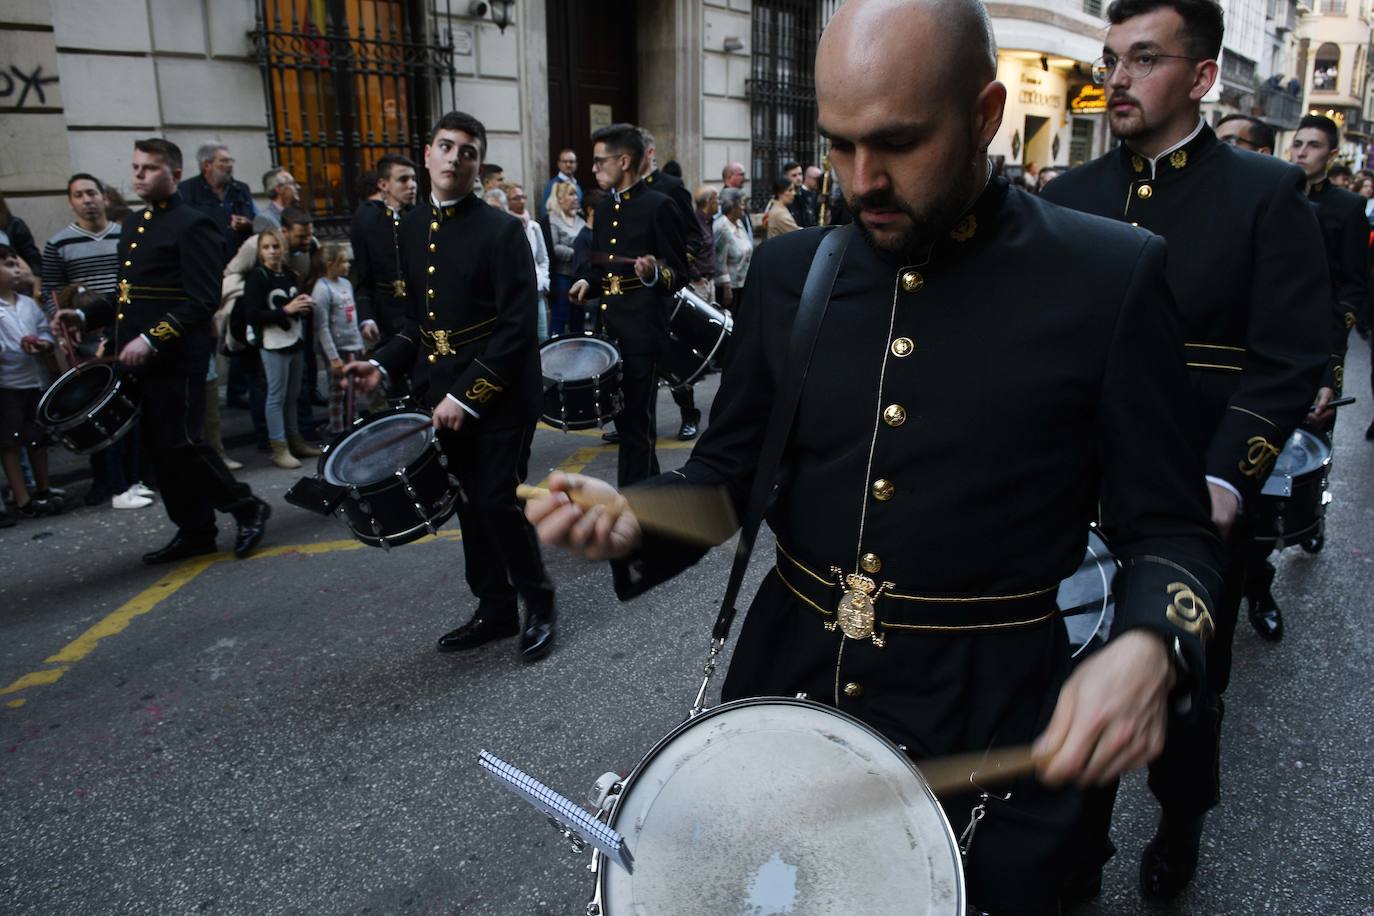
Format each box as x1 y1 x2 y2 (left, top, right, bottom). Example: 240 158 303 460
916 745 1042 797
517 483 738 547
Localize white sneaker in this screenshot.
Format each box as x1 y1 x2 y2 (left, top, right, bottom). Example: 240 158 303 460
130 483 155 498
112 489 154 510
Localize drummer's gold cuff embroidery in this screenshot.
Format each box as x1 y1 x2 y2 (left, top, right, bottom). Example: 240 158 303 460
1165 582 1214 641
1238 435 1280 479
465 377 503 404
148 320 180 341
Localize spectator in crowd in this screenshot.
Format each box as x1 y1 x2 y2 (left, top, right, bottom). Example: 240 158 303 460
280 208 323 437
1035 167 1061 193
481 163 505 193
1215 113 1275 155
570 188 604 334
41 174 135 505
1328 163 1353 189
662 160 683 179
545 181 586 336
765 176 801 239
309 242 366 435
797 165 823 226
0 193 42 300
103 186 133 223
714 186 753 307
690 185 728 307
538 148 583 221
484 187 507 209
253 168 301 231
0 244 60 526
722 161 748 190
503 182 551 340
244 228 316 469
782 160 816 229
179 143 257 265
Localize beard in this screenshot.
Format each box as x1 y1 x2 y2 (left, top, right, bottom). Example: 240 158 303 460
846 151 981 261
1106 92 1148 140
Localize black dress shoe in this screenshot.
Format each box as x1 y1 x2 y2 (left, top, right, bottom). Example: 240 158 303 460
520 602 556 662
677 410 701 441
142 533 218 565
437 608 519 652
1139 813 1205 902
601 429 620 444
232 497 272 558
1247 591 1283 641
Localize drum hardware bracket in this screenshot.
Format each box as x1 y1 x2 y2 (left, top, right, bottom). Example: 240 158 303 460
688 637 726 718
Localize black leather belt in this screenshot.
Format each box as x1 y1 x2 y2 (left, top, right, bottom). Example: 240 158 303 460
1184 342 1246 373
773 540 1058 634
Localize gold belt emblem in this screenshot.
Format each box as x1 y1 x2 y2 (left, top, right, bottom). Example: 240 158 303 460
117 278 131 306
608 275 622 296
826 569 894 647
392 278 407 298
431 329 454 356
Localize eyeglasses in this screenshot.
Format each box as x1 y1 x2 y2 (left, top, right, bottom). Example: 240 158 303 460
1091 51 1204 85
591 154 623 168
1217 134 1259 150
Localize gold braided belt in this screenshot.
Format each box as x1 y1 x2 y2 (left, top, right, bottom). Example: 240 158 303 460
601 274 648 296
116 280 183 304
1183 342 1246 373
419 319 495 362
773 539 1058 643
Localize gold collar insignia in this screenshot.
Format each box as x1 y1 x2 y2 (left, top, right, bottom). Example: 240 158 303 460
950 214 977 242
1169 150 1188 170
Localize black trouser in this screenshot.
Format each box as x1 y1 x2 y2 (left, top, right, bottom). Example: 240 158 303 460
140 371 253 540
440 422 553 621
671 384 698 419
615 355 660 488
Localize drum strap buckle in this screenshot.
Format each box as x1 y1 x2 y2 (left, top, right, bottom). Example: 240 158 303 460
688 637 726 718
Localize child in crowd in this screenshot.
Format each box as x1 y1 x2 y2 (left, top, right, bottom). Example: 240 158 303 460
0 244 60 525
309 242 365 435
244 228 316 470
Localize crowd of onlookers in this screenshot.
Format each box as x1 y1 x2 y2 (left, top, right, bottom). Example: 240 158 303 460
0 138 841 530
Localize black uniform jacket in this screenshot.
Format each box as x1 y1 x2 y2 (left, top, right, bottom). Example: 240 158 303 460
1042 124 1330 503
1307 179 1367 388
644 168 705 264
371 194 541 428
612 178 1222 748
350 199 409 337
579 179 687 357
83 192 221 376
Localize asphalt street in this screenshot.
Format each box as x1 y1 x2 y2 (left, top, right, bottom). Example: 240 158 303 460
3 342 1374 915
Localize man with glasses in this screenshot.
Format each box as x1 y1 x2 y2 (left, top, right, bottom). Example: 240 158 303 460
1214 113 1274 155
1042 0 1329 903
351 153 418 345
253 167 301 232
569 123 687 487
179 144 257 266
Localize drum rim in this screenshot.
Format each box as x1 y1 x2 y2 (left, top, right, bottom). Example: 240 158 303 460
345 492 458 548
596 696 967 912
1285 427 1333 471
318 408 435 485
539 332 623 384
36 362 125 432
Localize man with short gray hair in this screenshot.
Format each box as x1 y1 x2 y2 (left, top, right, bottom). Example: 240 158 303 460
253 167 300 231
178 142 257 264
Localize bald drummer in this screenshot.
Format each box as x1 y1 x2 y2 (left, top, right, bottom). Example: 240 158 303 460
526 0 1223 912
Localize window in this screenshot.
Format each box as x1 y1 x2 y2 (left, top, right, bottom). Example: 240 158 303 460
1313 42 1341 91
1317 0 1347 13
251 0 457 234
750 0 822 211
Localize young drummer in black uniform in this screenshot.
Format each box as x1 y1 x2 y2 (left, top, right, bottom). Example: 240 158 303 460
569 124 687 487
53 139 270 563
529 1 1223 911
350 153 417 347
1041 0 1330 901
342 112 556 662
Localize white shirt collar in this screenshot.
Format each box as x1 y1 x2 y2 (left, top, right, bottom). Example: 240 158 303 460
431 193 462 208
1130 117 1206 178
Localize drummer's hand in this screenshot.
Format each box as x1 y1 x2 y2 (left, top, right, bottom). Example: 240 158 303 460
360 320 381 345
720 285 734 308
1207 482 1240 541
119 335 154 367
525 472 642 561
569 279 590 304
340 359 381 393
432 396 467 432
1033 629 1174 788
1306 386 1335 427
50 309 84 343
634 255 658 283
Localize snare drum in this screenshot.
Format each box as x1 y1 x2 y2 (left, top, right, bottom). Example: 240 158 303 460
592 698 965 916
318 410 458 548
660 287 733 388
1251 428 1331 547
539 333 623 430
1055 529 1117 659
36 362 142 454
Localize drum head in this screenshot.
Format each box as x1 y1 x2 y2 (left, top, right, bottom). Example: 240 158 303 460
322 412 433 486
1272 429 1330 479
601 699 964 916
40 364 116 423
540 335 618 382
1057 530 1117 657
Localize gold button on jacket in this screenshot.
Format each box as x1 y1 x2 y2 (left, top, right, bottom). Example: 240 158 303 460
883 404 906 427
900 270 924 293
871 479 895 501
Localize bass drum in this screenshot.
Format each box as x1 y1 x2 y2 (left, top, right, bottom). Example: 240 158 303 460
1056 528 1117 659
1251 428 1331 548
36 362 142 454
539 333 624 431
660 287 733 388
319 409 458 548
595 698 965 916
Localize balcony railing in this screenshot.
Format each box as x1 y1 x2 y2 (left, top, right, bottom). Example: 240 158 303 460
1257 85 1304 128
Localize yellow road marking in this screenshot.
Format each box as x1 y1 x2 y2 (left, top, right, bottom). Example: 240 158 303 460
0 667 71 695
